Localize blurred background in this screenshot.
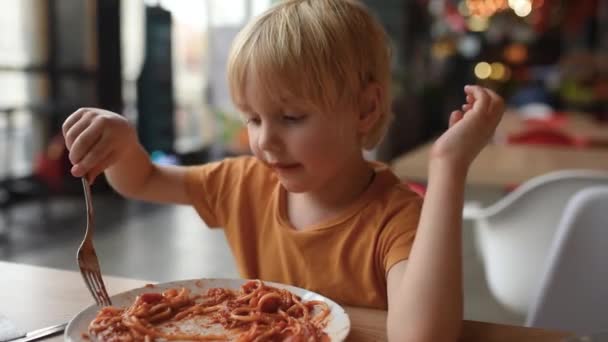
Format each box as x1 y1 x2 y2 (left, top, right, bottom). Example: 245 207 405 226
1 0 607 327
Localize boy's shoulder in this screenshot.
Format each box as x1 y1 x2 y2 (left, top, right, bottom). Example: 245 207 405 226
371 161 422 203
366 162 423 222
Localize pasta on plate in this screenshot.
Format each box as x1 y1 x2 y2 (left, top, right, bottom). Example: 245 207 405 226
86 280 333 341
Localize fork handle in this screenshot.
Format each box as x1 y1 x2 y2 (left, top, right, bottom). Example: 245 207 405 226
81 178 95 236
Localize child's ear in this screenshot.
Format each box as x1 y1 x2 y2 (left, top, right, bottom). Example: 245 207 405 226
358 82 382 134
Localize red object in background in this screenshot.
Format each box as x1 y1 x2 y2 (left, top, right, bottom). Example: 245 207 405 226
523 113 568 129
444 2 467 32
33 134 68 192
508 113 589 148
533 0 598 34
504 119 588 193
533 0 552 33
405 181 426 197
507 128 588 147
563 0 598 34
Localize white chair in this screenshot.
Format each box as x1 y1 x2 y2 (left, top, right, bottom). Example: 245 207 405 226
464 170 608 315
527 186 608 334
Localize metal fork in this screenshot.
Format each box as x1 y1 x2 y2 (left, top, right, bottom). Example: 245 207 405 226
77 178 112 307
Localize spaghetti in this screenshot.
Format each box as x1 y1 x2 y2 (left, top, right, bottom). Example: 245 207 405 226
88 280 331 341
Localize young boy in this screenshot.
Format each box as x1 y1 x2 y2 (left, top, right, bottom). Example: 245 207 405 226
62 0 504 340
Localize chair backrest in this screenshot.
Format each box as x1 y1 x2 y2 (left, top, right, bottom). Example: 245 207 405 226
469 170 608 314
526 186 608 334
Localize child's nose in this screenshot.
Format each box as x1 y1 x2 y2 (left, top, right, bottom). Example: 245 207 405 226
258 124 280 152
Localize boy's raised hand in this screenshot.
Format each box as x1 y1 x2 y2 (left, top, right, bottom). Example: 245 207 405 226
430 85 504 173
62 108 138 183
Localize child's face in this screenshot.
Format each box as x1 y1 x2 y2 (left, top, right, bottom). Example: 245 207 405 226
241 77 364 193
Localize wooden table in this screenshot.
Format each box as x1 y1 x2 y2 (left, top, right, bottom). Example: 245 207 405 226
391 111 608 187
0 261 571 341
392 143 608 187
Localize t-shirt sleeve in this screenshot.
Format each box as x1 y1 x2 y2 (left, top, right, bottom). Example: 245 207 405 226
378 195 423 275
183 158 247 228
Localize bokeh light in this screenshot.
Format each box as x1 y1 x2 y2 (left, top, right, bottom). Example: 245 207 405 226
474 62 492 79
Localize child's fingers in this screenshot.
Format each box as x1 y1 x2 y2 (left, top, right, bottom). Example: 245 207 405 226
62 108 97 147
73 134 113 176
85 151 116 184
62 108 87 138
68 118 105 165
464 85 490 115
484 87 500 100
64 113 95 151
71 145 111 178
71 146 111 178
484 88 505 116
449 110 463 127
461 94 474 112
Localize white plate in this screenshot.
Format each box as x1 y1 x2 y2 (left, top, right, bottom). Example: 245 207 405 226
65 278 351 341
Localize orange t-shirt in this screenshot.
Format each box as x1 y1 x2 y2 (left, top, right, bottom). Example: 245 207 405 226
185 156 421 309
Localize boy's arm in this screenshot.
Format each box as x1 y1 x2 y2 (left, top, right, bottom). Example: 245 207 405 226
103 142 191 205
63 108 192 205
386 161 465 342
386 86 503 342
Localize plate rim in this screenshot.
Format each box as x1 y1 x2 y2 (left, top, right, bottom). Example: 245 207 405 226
64 277 351 341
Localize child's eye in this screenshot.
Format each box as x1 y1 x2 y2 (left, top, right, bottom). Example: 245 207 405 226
282 115 304 123
245 117 261 125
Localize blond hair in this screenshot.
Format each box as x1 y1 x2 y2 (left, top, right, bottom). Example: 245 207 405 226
227 0 392 150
